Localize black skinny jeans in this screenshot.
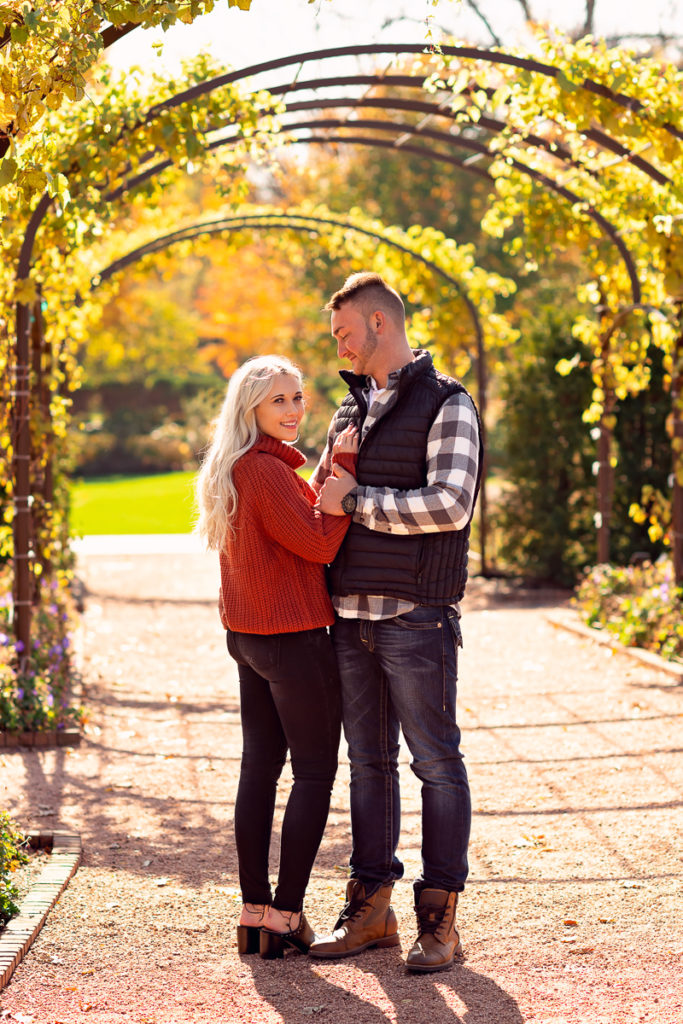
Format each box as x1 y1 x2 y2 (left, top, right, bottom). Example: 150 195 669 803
227 625 342 912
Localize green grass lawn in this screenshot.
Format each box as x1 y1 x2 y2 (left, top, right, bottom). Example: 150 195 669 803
70 472 197 534
70 466 315 534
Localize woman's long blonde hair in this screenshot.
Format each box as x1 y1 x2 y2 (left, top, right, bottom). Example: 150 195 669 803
195 355 303 550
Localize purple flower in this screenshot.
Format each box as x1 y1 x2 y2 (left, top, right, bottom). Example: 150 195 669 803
0 633 8 646
15 640 25 653
48 603 58 615
16 688 24 701
47 694 54 708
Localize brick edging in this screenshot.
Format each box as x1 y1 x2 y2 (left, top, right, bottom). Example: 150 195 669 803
545 610 683 681
0 730 82 749
0 829 82 992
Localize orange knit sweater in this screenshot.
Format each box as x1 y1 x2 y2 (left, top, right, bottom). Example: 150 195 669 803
218 434 352 634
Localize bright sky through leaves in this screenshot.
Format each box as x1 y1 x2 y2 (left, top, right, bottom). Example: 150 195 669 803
106 0 683 78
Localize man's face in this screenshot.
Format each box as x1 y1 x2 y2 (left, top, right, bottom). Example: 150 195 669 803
331 304 379 377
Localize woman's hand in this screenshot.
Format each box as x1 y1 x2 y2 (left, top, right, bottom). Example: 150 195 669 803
333 423 359 456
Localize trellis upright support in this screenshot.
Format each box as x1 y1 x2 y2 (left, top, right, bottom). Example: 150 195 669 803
12 192 52 657
672 303 683 586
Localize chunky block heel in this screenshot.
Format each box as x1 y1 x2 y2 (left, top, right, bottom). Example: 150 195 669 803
259 913 317 959
259 929 286 959
236 924 262 954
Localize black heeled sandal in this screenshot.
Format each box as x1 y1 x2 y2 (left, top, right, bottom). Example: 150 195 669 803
236 924 262 954
259 913 316 959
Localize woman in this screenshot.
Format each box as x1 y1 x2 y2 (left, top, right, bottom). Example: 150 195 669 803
196 355 357 959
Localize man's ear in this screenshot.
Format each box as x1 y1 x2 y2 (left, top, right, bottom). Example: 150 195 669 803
373 310 385 332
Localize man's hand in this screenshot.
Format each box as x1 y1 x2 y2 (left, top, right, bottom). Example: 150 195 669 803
316 464 357 516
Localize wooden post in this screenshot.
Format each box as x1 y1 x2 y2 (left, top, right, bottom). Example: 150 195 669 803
474 308 488 577
12 192 53 664
12 299 32 670
31 295 53 589
596 304 615 565
672 305 683 586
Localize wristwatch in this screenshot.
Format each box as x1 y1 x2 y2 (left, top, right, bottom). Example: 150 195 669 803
341 491 357 515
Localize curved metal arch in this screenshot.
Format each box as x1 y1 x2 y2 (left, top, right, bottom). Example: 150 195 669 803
115 71 672 194
271 90 669 186
109 114 641 302
92 211 486 359
89 209 492 567
138 43 683 144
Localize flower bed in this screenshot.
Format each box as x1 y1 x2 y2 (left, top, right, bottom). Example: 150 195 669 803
574 557 682 663
0 811 27 926
0 567 83 734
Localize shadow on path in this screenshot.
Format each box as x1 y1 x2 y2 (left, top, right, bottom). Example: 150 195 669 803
247 951 524 1024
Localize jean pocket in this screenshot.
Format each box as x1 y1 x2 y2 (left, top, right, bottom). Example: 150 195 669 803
230 630 281 675
394 607 444 631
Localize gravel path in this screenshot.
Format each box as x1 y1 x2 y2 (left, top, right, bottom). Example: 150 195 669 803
0 546 681 1024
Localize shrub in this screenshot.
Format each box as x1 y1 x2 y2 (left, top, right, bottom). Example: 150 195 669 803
492 305 596 585
0 568 83 733
0 811 28 925
493 305 671 585
573 557 682 663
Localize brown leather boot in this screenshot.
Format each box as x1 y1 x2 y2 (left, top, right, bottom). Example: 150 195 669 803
309 879 400 959
405 888 462 972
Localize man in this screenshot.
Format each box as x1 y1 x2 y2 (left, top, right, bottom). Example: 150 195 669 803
309 272 483 973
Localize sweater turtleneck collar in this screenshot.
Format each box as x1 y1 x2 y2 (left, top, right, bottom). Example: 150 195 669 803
251 433 306 470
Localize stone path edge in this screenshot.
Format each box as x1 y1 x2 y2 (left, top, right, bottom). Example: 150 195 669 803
0 829 82 993
545 609 683 681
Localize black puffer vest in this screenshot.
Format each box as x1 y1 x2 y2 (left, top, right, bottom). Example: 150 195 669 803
328 351 483 604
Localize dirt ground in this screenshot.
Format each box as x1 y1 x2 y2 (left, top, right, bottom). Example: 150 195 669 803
0 544 681 1024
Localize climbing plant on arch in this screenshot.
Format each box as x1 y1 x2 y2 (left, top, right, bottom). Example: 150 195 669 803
87 200 518 563
427 33 683 570
77 33 681 573
2 23 683 726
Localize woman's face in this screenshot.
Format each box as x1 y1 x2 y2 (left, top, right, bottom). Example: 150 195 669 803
254 372 305 442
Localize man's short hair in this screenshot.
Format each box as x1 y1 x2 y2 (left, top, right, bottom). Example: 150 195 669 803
324 272 405 326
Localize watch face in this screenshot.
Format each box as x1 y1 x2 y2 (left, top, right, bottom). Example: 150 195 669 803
341 492 356 514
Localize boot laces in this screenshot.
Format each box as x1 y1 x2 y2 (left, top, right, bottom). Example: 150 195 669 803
336 895 368 927
416 902 447 936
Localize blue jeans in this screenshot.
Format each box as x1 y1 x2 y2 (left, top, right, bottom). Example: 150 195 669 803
332 605 470 894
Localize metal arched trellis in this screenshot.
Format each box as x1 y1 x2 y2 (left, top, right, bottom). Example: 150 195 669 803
10 39 683 656
90 210 492 570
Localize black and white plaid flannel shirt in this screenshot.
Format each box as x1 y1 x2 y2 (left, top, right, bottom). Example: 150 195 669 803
311 362 481 621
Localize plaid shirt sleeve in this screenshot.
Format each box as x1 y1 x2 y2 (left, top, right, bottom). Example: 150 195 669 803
353 392 480 535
